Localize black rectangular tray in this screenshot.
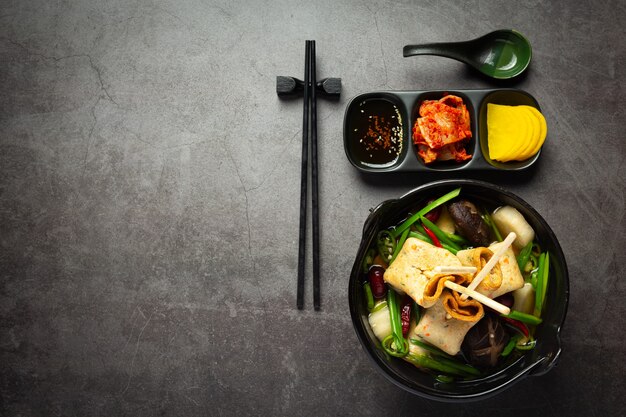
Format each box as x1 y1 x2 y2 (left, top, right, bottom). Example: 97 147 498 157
343 88 544 173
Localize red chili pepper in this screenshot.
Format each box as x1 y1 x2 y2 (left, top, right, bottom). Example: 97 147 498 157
401 295 412 337
422 225 442 247
423 199 441 222
501 317 529 338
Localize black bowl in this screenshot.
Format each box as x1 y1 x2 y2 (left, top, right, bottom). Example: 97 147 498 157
348 179 569 402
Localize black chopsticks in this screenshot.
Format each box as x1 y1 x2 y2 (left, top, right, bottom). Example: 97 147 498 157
296 40 320 311
282 40 339 310
296 41 311 310
310 41 320 311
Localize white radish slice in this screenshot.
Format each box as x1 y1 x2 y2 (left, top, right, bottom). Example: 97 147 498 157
512 282 535 315
491 206 535 250
368 305 392 342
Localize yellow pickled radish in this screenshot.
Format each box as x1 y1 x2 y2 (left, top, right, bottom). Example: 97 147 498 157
518 106 541 161
520 106 547 159
488 103 525 161
486 104 511 160
520 106 547 160
487 104 527 161
510 108 535 160
486 104 507 160
487 103 547 162
498 107 527 161
515 107 539 160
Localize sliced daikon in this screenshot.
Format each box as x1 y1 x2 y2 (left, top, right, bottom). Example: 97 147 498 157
512 283 535 315
491 206 535 250
368 305 392 342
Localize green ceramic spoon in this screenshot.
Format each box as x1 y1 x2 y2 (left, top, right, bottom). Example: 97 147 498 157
403 30 532 79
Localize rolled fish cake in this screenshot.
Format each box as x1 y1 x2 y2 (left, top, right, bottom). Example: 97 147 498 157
455 247 503 293
457 241 524 299
440 290 484 322
384 238 483 322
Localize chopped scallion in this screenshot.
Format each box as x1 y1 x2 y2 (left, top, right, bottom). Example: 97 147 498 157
502 310 543 326
389 228 410 264
420 215 462 251
392 188 461 239
363 282 375 312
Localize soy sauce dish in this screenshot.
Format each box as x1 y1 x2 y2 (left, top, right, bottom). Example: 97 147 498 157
343 89 547 173
348 180 568 401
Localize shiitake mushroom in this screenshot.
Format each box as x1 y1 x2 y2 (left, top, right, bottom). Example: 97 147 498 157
462 314 509 368
447 200 491 247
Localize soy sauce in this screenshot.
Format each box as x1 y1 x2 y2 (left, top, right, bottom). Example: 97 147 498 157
348 98 403 167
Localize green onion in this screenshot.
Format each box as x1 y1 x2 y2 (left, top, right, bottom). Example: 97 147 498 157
405 353 477 377
530 270 538 288
362 248 376 273
392 188 461 239
384 290 408 357
408 338 480 376
502 310 543 326
482 209 503 242
532 252 545 290
534 252 546 317
388 290 405 341
435 374 455 383
410 338 451 358
526 253 539 275
420 215 462 251
516 336 537 351
376 230 396 262
382 334 409 357
444 232 469 246
531 242 542 256
389 228 410 264
409 231 432 244
408 231 458 254
372 300 388 313
412 302 421 324
441 243 459 255
363 282 375 311
501 334 521 357
404 353 465 376
435 356 481 376
517 241 533 271
535 252 550 317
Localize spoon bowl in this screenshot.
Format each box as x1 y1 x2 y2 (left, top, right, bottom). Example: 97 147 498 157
403 30 532 79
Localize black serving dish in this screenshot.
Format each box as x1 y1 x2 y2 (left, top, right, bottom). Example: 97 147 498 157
343 89 544 173
348 179 569 402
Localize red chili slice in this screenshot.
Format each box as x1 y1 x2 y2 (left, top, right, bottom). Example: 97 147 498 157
422 225 442 247
501 317 530 338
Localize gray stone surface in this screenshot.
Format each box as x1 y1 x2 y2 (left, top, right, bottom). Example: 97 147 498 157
1 0 624 415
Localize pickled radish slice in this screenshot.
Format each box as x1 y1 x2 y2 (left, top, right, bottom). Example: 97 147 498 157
487 104 547 162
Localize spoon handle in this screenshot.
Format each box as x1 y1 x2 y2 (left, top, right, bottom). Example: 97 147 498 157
403 42 471 65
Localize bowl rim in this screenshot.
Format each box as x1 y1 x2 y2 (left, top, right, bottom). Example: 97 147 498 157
348 179 569 402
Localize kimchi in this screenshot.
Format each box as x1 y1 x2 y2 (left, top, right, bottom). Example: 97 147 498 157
413 95 473 164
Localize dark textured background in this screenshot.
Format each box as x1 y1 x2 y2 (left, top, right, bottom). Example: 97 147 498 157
1 0 624 415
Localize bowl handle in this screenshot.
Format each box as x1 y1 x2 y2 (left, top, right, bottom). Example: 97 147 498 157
529 334 562 376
